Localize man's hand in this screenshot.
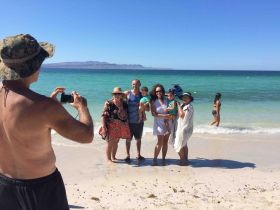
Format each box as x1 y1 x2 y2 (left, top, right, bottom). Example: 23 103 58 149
50 87 65 101
70 91 88 110
151 111 158 117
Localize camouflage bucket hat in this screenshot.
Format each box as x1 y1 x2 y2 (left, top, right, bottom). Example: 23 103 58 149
0 34 54 80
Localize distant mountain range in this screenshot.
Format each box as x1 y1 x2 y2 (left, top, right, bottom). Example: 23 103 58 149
43 61 171 70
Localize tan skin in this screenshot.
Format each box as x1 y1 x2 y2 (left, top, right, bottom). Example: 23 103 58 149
151 87 174 166
177 96 192 166
101 93 125 163
0 69 93 179
211 99 221 127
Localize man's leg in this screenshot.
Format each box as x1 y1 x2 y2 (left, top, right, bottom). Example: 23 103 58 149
125 139 131 157
125 123 134 163
135 122 144 159
136 138 141 158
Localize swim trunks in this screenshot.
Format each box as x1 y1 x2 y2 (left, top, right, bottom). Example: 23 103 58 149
0 169 69 210
129 122 144 140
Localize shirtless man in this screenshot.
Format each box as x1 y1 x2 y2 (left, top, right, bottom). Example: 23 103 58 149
0 34 93 210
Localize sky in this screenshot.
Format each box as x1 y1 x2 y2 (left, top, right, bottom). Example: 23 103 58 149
0 0 279 70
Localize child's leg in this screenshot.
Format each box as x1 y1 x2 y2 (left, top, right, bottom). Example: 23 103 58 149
164 119 171 133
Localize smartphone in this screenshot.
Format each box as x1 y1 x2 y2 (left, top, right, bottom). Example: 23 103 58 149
60 93 74 103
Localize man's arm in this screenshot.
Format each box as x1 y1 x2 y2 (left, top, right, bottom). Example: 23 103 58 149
46 91 93 143
123 90 130 99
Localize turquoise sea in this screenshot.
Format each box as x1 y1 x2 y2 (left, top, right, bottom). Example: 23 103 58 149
33 68 280 135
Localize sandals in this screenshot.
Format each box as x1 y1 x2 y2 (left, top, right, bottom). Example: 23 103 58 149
124 155 145 163
124 156 131 163
136 155 145 161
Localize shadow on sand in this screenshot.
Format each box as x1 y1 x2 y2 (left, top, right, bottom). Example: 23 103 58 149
69 205 85 209
189 158 256 169
120 157 255 169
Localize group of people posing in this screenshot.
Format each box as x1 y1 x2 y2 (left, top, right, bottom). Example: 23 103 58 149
0 34 221 209
99 79 195 166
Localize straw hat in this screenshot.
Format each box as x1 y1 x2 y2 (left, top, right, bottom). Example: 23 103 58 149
0 34 54 80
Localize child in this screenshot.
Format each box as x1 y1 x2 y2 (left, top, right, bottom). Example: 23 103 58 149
164 89 178 133
139 86 149 122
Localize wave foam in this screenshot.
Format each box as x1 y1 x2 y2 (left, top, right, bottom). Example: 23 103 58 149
52 124 280 138
194 125 280 134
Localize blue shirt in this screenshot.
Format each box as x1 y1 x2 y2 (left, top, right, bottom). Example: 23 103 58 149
127 90 142 123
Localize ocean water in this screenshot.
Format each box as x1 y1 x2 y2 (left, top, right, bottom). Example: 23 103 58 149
33 69 280 135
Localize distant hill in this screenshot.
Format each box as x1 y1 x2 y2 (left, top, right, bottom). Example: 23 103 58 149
43 61 170 70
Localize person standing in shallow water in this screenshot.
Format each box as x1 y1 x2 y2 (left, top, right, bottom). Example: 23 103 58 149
0 34 93 210
211 93 222 127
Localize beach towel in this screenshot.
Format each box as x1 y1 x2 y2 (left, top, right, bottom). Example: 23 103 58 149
173 104 194 153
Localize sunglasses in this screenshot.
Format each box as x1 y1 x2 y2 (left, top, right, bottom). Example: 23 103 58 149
156 90 162 93
113 93 122 95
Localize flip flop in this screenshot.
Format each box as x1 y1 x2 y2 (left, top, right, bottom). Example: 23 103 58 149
136 156 145 161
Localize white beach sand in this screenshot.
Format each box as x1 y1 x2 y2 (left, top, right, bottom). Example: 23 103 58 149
52 133 280 210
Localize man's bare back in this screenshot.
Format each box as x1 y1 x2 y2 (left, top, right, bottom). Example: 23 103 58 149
0 33 93 210
0 82 93 179
0 84 57 178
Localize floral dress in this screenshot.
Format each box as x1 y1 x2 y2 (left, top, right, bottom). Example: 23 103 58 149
100 100 131 140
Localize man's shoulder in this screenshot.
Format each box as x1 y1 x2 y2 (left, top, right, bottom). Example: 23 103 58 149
32 95 64 115
123 90 130 98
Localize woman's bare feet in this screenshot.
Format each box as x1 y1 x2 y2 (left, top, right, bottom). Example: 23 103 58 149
107 159 114 164
112 157 118 162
